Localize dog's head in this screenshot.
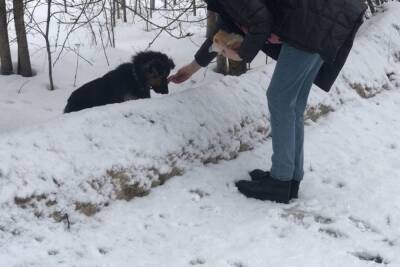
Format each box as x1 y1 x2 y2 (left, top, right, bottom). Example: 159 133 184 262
133 51 175 94
211 30 243 53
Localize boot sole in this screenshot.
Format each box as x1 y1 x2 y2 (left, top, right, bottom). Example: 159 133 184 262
236 186 290 204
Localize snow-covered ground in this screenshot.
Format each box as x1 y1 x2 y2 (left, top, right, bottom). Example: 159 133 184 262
1 81 400 267
1 2 400 266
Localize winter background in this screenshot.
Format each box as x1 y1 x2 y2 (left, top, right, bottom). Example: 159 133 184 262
1 0 400 266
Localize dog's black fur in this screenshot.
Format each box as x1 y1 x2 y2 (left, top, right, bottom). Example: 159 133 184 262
64 51 175 113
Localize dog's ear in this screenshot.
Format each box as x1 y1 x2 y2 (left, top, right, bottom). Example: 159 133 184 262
167 58 175 70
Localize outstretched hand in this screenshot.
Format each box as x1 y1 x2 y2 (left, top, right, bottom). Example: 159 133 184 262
267 33 282 44
168 61 201 84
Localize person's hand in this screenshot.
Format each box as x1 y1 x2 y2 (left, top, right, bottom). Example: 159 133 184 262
168 61 201 84
267 33 282 44
221 47 242 61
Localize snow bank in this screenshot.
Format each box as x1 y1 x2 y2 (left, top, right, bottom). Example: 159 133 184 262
1 3 400 220
0 73 270 219
340 6 400 97
306 3 400 115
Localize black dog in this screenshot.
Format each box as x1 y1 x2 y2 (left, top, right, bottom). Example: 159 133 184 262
64 51 175 113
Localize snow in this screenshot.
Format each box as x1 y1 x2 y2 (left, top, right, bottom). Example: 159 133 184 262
1 88 400 266
0 2 400 266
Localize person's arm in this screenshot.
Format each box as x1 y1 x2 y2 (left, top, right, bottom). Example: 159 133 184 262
194 38 217 67
167 60 201 84
169 14 232 84
194 15 231 67
234 0 273 63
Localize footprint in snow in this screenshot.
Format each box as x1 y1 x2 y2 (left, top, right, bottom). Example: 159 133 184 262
98 247 112 255
351 251 389 265
388 143 397 150
322 178 331 184
336 182 346 189
189 258 206 265
228 261 247 267
281 206 335 227
386 215 392 226
48 249 59 256
319 227 348 239
348 216 379 233
190 189 210 201
382 238 396 247
34 236 44 242
314 215 334 224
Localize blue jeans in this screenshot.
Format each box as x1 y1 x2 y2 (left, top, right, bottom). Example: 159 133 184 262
267 43 323 182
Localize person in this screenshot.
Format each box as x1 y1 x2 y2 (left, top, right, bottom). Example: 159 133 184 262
168 0 367 204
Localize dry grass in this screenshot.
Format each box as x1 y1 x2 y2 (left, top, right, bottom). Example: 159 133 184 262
305 104 335 122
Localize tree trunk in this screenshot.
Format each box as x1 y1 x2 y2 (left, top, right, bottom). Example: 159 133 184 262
45 0 54 90
111 0 116 27
122 0 127 22
109 0 116 46
216 55 228 75
0 0 13 75
116 0 120 19
13 0 32 77
228 59 247 76
134 0 138 14
207 10 228 74
149 0 155 18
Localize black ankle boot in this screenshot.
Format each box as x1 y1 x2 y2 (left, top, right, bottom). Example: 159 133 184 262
249 169 270 181
291 180 300 199
249 169 300 199
235 178 292 204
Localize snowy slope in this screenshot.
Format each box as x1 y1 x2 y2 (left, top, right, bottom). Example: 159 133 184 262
0 2 400 266
1 3 400 221
0 72 271 219
1 74 400 267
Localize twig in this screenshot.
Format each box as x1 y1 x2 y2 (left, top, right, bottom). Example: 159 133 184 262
17 80 30 94
63 213 71 230
73 44 80 87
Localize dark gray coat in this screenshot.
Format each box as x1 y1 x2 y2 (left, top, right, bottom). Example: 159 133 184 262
195 0 367 92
